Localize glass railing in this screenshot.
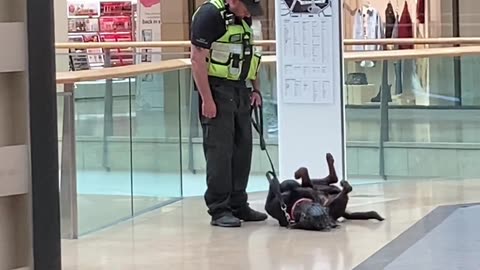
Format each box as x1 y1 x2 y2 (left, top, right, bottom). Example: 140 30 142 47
344 52 480 179
56 40 480 238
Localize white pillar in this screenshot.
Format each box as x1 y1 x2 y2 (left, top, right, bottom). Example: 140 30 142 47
0 0 32 268
275 0 346 179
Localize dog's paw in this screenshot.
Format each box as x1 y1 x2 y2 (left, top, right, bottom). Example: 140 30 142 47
374 213 385 222
294 167 308 180
340 180 353 193
326 153 334 164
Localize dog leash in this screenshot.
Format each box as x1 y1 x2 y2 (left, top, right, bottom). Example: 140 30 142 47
250 92 276 176
251 90 294 227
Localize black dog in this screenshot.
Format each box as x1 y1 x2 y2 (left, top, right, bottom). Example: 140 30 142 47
265 153 384 231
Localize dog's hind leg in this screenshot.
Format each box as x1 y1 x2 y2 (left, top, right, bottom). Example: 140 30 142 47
343 211 385 221
325 153 339 184
325 180 353 220
311 153 339 187
294 167 314 188
281 179 302 192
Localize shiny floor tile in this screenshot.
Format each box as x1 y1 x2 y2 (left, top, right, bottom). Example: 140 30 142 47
62 179 480 270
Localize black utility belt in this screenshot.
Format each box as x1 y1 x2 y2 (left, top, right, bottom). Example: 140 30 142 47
208 76 248 87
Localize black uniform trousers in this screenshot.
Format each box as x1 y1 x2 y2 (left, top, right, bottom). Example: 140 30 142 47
199 78 253 219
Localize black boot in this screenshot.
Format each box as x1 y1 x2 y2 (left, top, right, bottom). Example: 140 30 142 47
371 85 392 103
211 213 242 228
233 206 268 222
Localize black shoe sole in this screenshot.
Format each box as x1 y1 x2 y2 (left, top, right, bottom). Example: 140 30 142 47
210 220 242 228
235 216 268 222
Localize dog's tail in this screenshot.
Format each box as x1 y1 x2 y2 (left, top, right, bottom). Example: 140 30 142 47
343 211 384 221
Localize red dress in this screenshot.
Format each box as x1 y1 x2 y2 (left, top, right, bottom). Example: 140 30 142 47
398 2 414 50
417 0 425 24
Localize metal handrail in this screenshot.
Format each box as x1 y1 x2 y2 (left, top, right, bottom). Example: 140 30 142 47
55 37 480 50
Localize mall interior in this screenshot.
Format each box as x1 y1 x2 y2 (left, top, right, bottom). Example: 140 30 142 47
2 0 480 269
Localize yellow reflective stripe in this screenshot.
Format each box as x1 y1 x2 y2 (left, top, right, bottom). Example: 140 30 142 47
209 0 225 10
192 0 224 20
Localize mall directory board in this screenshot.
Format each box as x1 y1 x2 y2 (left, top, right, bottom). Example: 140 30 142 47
275 0 346 178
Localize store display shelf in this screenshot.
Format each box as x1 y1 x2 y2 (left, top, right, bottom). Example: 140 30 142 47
68 15 100 19
100 14 131 18
100 31 131 34
66 0 136 70
68 31 98 35
0 145 29 198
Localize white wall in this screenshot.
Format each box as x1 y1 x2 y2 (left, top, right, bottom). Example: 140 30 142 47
54 0 69 73
0 0 32 268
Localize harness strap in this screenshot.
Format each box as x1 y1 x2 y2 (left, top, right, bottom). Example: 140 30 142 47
290 198 313 221
266 171 293 226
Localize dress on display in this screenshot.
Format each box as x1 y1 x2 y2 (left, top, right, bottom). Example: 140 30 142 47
384 2 403 95
415 0 428 99
398 2 414 49
353 5 383 67
385 3 397 39
417 0 425 24
353 6 383 51
398 1 422 102
370 2 398 102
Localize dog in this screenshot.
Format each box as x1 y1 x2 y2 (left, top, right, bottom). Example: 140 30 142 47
264 153 384 231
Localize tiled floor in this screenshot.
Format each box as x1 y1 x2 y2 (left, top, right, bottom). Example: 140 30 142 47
381 204 480 270
74 170 384 234
62 179 480 270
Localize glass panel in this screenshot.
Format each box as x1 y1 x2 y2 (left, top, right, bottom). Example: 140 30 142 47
252 62 278 192
461 56 480 106
131 71 183 214
347 55 480 180
344 59 382 181
180 63 278 197
57 93 64 170
57 92 66 236
75 77 133 235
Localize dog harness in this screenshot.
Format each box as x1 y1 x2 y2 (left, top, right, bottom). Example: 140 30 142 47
290 198 313 221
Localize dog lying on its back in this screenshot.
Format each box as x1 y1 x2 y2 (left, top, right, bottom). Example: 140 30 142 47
264 153 384 231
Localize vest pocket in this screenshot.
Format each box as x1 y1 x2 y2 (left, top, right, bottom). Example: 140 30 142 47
210 50 231 65
247 53 262 80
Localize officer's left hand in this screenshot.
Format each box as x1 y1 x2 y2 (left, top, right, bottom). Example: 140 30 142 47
251 91 262 108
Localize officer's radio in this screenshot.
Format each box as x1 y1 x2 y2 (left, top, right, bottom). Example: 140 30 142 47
223 3 235 26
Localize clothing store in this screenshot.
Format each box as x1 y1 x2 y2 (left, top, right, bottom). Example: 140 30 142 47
343 0 429 106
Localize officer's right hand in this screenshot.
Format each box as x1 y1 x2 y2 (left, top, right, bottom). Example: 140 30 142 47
202 99 217 119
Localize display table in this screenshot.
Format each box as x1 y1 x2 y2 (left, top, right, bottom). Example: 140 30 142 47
346 84 377 105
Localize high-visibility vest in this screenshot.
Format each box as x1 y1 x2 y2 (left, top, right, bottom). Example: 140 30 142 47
193 0 262 81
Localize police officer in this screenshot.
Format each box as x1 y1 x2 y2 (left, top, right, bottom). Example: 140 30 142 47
190 0 267 227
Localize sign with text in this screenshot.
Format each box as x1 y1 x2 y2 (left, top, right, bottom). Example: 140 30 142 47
136 0 164 111
275 0 346 178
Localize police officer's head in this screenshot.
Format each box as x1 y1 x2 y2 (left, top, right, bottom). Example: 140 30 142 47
227 0 263 18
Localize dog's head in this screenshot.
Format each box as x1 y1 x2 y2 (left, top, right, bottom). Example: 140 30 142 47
293 202 337 231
